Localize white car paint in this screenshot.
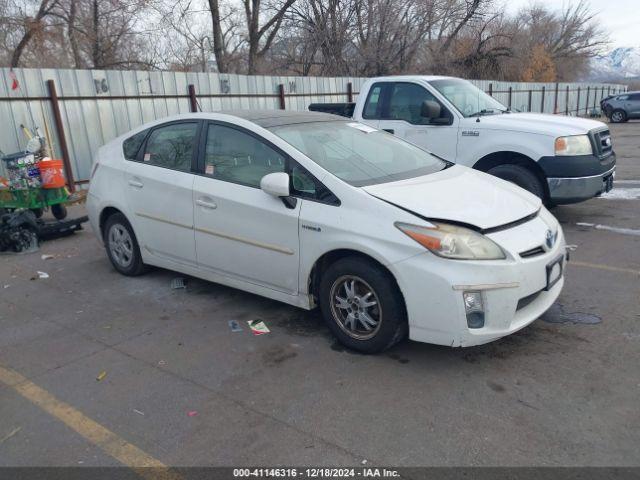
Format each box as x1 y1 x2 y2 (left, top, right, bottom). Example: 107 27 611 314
87 112 566 349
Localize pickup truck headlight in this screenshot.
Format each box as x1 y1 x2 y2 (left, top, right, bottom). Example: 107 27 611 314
554 135 593 156
395 222 506 260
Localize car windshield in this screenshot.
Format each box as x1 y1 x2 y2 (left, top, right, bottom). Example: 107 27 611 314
269 121 447 187
430 79 507 118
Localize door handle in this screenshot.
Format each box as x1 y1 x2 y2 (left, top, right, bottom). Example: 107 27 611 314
383 129 395 134
196 199 217 209
128 180 143 188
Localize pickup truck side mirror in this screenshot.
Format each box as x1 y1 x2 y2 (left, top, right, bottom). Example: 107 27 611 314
420 100 452 126
421 100 441 119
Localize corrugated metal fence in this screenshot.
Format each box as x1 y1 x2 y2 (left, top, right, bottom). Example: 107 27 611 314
0 68 626 185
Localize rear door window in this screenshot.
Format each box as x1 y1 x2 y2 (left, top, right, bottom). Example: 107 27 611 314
123 130 148 161
142 123 199 172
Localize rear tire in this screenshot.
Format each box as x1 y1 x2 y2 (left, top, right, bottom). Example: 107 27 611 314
488 164 545 200
610 109 627 123
103 213 146 276
319 257 407 353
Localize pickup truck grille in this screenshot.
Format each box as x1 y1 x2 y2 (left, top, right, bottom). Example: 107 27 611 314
590 128 612 158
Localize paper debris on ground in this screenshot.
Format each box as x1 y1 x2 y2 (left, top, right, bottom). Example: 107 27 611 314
248 319 270 335
187 411 198 417
228 320 242 332
0 427 21 444
96 371 107 382
171 277 186 289
41 254 55 260
158 360 166 366
30 271 49 280
133 409 145 416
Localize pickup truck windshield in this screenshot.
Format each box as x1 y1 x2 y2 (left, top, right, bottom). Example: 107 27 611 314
269 121 447 187
430 79 507 117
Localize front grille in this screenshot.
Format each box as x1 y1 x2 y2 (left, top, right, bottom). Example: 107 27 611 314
590 128 612 158
516 290 543 311
519 246 545 258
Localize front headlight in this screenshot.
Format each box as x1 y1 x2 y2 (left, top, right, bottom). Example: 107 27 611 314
554 135 593 156
395 221 506 260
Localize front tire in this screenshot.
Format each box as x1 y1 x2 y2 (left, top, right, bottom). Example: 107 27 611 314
488 164 545 200
103 213 146 276
610 109 627 123
319 257 407 353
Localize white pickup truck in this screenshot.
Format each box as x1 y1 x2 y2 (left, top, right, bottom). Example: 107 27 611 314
310 76 616 205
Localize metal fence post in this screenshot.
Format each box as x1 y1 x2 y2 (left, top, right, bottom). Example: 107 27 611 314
576 87 581 116
347 82 353 103
540 86 546 113
565 85 569 115
488 83 493 97
585 87 590 115
278 84 286 110
46 79 75 192
188 84 198 113
528 90 532 112
553 82 559 113
508 86 512 109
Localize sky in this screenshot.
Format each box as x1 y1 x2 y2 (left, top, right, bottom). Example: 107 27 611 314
503 0 638 51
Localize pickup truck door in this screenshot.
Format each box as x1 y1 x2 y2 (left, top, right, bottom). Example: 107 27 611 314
364 82 459 162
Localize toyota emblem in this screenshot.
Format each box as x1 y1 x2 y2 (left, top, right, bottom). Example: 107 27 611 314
545 230 556 249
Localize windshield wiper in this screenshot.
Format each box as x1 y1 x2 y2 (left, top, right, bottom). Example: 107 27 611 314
468 109 500 117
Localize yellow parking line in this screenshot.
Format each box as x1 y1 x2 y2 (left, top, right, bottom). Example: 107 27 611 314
570 261 640 276
0 365 180 480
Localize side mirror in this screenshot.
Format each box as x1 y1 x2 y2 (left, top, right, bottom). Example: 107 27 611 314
260 172 290 198
421 100 441 119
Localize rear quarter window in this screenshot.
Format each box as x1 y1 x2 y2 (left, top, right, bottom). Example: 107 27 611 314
123 130 148 161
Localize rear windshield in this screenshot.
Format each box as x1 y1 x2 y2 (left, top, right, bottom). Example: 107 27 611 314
268 121 446 186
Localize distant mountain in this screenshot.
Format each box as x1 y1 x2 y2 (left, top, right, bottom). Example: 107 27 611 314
591 47 640 81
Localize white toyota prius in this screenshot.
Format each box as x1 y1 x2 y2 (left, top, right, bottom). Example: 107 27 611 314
87 111 567 353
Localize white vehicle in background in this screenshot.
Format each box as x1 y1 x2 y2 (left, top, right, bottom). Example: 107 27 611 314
87 111 567 353
310 76 616 205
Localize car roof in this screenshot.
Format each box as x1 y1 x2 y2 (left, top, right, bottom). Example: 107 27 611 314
214 110 344 128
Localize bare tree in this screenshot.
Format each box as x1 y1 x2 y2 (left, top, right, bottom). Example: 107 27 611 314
9 0 61 67
242 0 297 74
514 0 609 80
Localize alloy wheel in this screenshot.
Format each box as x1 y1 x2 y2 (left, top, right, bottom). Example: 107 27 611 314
611 111 624 122
108 224 134 268
329 275 382 340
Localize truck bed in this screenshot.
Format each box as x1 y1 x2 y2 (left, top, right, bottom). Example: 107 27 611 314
308 103 355 118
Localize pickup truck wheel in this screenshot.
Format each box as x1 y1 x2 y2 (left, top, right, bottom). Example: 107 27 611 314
488 164 545 200
610 109 627 123
319 257 407 354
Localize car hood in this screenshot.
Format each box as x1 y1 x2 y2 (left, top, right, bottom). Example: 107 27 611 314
471 112 607 136
362 165 541 230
